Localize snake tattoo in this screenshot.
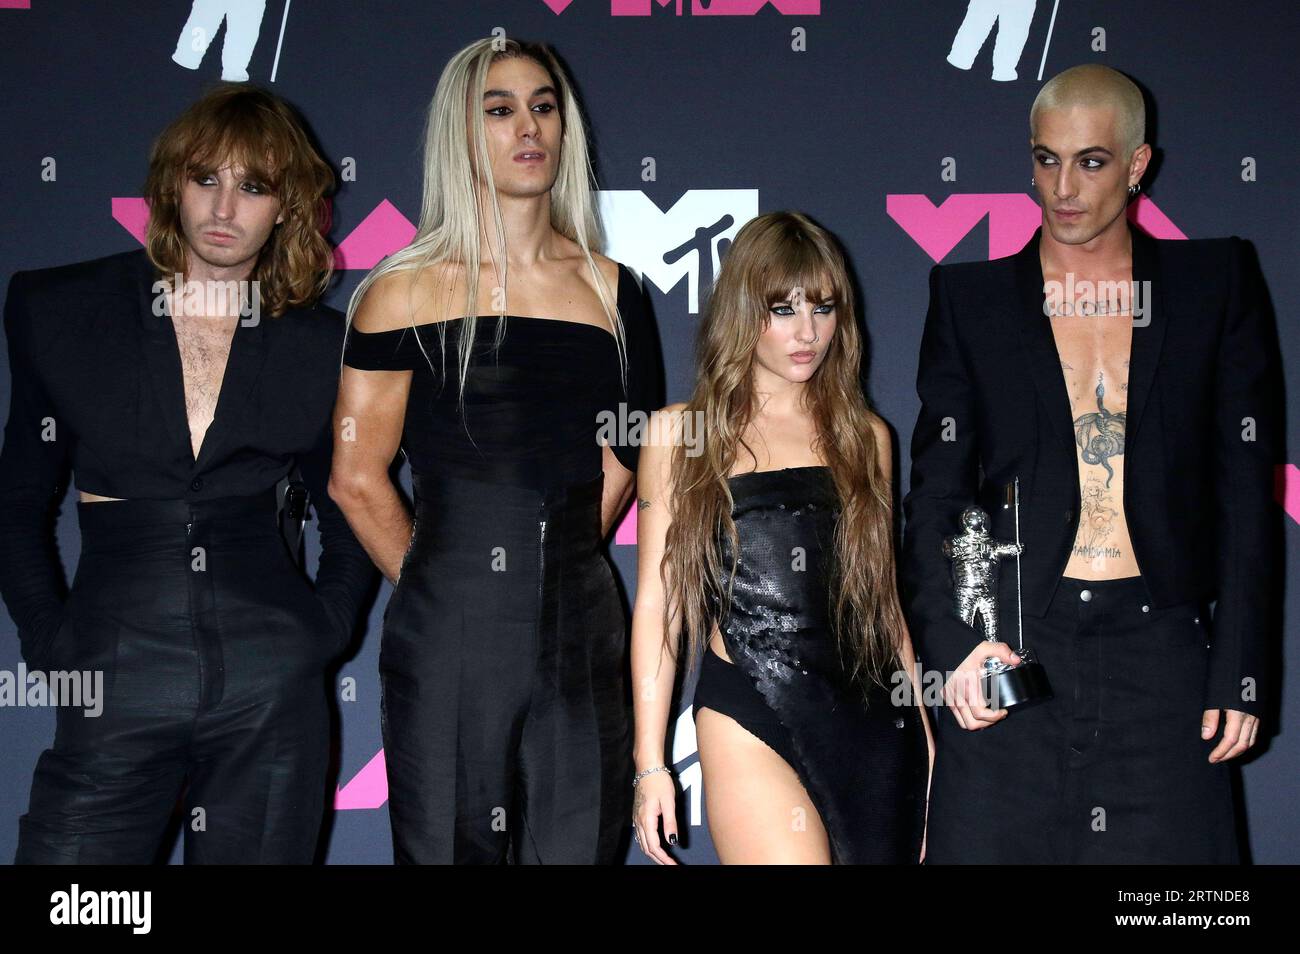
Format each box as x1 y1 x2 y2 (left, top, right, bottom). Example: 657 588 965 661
1073 375 1126 487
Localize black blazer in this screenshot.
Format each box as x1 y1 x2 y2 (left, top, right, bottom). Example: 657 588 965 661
900 222 1284 717
0 248 376 665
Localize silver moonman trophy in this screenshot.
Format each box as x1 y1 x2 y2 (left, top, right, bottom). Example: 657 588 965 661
942 478 1053 711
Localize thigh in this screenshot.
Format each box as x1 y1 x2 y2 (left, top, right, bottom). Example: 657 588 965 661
17 616 189 865
1080 602 1238 863
382 569 534 864
696 706 831 865
17 754 184 864
926 609 1075 864
182 679 330 864
167 542 334 863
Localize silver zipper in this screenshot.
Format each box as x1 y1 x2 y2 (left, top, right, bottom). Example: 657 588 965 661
536 513 548 615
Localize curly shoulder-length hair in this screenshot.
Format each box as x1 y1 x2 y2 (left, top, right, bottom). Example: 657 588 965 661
143 84 335 317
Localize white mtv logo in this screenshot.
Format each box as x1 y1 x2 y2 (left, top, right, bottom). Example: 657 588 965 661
598 190 759 314
671 706 704 827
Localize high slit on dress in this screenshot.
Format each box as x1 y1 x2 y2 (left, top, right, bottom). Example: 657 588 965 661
692 466 928 864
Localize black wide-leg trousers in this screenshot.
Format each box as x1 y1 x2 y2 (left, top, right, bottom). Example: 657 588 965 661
380 471 632 865
15 490 336 864
926 575 1239 864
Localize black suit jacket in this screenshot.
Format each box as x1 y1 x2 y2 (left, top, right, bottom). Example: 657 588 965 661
0 248 376 666
901 222 1284 718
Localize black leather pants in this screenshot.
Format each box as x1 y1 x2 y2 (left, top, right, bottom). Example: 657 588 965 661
15 489 336 864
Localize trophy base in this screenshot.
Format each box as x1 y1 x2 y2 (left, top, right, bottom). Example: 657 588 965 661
982 659 1053 712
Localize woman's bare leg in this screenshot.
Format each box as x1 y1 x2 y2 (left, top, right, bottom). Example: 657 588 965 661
696 706 831 864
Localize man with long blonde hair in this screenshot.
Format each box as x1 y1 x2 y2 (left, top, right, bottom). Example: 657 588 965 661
0 85 375 863
331 38 661 864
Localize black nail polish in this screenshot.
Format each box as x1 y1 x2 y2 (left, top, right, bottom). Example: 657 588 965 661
668 833 678 846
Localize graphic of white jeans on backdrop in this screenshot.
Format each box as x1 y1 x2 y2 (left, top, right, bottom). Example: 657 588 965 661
947 0 1037 81
171 0 268 82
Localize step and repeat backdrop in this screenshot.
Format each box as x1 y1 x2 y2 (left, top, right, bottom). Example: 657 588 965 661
0 1 1296 864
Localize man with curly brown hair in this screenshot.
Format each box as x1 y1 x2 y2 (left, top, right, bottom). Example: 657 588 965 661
0 84 375 864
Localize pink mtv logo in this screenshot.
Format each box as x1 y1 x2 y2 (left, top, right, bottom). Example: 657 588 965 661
111 196 416 270
111 198 151 245
608 0 819 14
335 748 388 810
332 199 416 270
614 500 638 544
1276 464 1300 527
886 193 1187 262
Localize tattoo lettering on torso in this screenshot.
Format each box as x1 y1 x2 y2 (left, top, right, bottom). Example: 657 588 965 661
1046 269 1142 578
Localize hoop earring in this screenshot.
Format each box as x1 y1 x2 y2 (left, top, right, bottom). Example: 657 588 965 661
1127 183 1141 197
1031 177 1036 188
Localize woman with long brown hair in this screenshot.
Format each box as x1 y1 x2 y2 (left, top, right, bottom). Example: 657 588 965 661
630 212 932 864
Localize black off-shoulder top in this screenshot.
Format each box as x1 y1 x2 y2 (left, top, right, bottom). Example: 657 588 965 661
341 262 663 491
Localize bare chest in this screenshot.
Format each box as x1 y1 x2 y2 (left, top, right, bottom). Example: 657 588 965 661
732 417 823 473
173 315 239 458
1044 268 1135 417
454 261 619 333
1044 270 1142 576
1049 316 1132 419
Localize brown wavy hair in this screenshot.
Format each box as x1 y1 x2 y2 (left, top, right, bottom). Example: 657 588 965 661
661 211 906 700
143 83 335 317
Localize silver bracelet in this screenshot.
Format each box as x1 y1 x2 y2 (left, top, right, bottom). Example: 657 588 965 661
633 765 670 788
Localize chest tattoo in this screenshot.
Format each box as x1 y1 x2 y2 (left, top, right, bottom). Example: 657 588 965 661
1073 375 1126 487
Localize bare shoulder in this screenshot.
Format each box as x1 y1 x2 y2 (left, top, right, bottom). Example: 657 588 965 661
651 402 690 437
867 411 894 476
867 410 892 450
589 251 620 292
551 236 618 294
639 402 691 483
353 263 462 333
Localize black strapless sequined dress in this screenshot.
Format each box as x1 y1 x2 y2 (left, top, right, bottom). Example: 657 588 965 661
693 466 928 864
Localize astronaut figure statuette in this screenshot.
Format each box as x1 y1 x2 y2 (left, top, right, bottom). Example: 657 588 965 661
942 485 1053 711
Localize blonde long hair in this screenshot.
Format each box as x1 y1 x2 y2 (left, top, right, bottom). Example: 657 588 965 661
345 37 626 396
662 212 906 698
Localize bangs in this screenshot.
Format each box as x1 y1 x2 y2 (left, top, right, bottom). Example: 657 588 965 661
182 110 282 193
144 85 335 315
759 259 838 309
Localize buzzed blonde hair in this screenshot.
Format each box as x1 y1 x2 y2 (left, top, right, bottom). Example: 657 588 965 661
1030 64 1146 159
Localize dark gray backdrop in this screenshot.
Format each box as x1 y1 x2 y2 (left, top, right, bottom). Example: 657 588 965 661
0 0 1294 864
